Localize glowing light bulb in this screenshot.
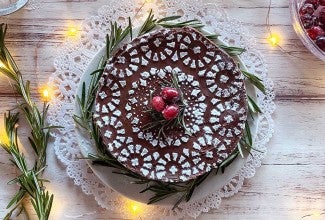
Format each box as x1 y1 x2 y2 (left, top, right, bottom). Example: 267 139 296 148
43 89 49 98
66 25 79 38
267 33 280 46
40 86 53 102
68 27 78 36
123 199 145 216
132 204 139 212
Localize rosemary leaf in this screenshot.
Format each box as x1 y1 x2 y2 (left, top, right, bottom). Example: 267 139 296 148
237 143 245 158
242 70 266 94
157 15 182 23
205 34 220 40
245 121 253 147
220 152 239 173
128 17 133 40
247 95 262 114
219 44 246 56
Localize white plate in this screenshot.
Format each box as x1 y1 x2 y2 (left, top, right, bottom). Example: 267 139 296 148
75 27 258 205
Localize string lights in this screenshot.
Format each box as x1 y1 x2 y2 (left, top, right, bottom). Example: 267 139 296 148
265 0 305 59
266 0 281 47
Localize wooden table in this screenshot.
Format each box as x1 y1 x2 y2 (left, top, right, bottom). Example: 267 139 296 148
0 0 324 219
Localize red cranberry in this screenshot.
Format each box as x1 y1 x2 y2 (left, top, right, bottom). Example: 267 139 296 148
301 14 315 29
319 8 325 24
162 104 179 120
305 0 319 8
316 36 325 51
307 26 324 40
320 0 325 6
151 96 165 112
161 87 179 102
299 3 315 15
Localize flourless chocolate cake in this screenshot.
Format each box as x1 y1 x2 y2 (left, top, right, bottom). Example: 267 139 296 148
94 27 248 182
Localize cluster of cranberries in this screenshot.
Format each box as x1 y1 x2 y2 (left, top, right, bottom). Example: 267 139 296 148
299 0 325 51
151 87 180 120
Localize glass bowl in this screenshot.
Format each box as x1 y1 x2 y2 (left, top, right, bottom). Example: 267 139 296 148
289 0 325 61
0 0 28 16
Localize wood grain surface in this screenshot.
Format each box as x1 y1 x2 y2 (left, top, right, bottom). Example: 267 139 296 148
0 0 324 219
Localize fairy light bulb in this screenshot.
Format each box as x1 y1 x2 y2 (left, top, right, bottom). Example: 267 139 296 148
123 199 145 216
132 204 139 212
65 23 79 38
68 27 77 36
43 89 49 98
267 33 280 46
40 85 53 102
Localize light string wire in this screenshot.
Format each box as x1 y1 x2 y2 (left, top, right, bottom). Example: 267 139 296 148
266 0 306 60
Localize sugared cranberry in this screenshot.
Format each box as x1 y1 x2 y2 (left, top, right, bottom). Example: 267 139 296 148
319 8 325 24
151 96 165 112
307 26 324 40
300 3 315 15
162 104 179 120
316 36 325 51
320 0 325 6
161 87 179 102
301 14 316 29
305 0 319 8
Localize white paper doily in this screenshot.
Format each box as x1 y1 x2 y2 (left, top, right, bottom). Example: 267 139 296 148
47 0 275 219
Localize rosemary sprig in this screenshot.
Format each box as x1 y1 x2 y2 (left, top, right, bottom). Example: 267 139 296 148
1 112 53 220
107 20 132 59
0 23 54 220
138 9 157 36
74 12 266 209
138 9 204 36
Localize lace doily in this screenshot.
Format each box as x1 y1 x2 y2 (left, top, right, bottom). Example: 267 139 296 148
47 1 275 219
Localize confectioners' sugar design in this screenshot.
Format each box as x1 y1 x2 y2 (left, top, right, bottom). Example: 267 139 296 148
94 27 247 182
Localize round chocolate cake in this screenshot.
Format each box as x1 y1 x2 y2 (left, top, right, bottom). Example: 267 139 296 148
94 27 248 182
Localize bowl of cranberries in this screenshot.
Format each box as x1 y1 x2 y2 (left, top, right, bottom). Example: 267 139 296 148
290 0 325 61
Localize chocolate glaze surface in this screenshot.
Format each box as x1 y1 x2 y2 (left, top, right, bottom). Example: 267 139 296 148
94 27 248 182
